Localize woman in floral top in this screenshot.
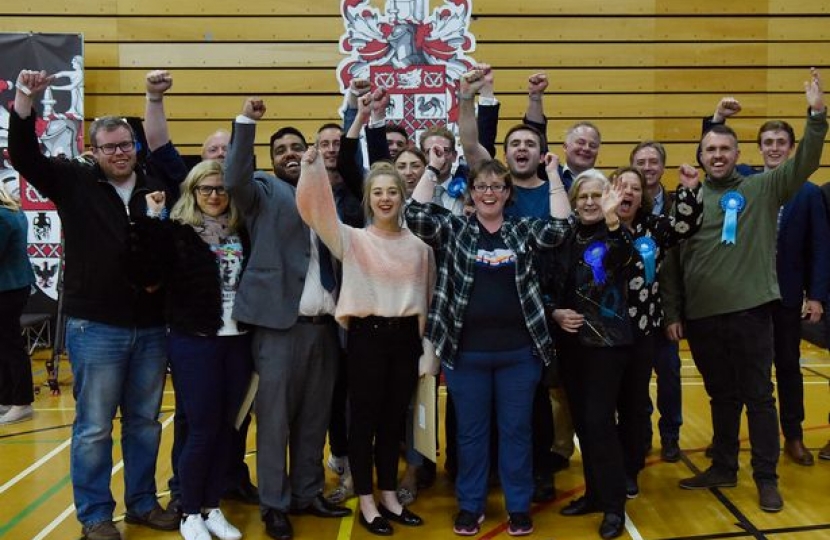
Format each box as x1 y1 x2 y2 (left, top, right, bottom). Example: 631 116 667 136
610 165 702 500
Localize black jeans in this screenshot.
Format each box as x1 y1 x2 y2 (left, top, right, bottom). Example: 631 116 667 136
686 304 779 484
347 316 420 495
0 287 34 406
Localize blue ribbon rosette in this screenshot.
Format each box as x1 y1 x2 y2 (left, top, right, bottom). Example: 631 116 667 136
634 236 657 285
719 191 746 245
447 174 466 198
583 241 608 284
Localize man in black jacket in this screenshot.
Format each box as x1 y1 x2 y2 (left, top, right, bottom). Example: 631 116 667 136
9 69 178 540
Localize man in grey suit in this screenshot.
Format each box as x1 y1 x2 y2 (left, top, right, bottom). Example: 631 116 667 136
224 98 351 540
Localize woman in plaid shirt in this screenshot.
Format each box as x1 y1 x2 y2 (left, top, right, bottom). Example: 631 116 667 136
405 150 571 537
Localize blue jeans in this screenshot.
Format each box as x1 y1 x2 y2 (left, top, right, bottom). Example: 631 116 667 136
445 346 540 515
167 331 252 514
66 318 167 526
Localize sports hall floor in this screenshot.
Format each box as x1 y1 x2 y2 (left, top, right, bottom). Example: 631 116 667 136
1 342 828 540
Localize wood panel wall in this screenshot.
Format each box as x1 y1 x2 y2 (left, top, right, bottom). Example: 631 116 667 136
4 0 830 184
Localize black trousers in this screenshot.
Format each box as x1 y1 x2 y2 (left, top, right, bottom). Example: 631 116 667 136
618 333 655 479
347 316 420 495
686 304 779 484
327 348 350 458
559 334 627 516
772 302 807 440
531 381 555 479
0 287 34 406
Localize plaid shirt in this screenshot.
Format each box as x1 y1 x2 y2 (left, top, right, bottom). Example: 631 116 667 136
405 200 573 368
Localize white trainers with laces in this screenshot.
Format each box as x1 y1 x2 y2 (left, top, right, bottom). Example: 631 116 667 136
203 508 242 540
180 514 211 540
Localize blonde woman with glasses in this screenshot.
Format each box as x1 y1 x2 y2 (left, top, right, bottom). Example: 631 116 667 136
131 160 251 540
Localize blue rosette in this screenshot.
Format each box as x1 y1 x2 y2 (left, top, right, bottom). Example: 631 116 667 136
583 241 608 284
719 191 745 245
634 236 657 285
447 174 466 198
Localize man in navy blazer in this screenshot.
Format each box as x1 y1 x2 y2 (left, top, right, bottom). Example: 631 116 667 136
705 98 830 467
224 98 351 540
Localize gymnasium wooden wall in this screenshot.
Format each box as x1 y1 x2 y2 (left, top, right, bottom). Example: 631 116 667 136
4 0 830 184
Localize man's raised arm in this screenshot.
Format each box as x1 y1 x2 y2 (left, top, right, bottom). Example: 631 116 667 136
224 98 266 213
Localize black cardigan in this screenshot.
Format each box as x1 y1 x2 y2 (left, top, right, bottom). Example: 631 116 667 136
128 216 249 335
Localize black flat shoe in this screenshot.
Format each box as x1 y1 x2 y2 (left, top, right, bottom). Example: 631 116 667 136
378 503 424 526
599 513 625 539
359 512 393 536
560 496 601 516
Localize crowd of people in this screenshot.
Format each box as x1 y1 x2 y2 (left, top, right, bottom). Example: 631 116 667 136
2 63 829 540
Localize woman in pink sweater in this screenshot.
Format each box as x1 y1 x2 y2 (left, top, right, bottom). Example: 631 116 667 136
297 147 436 536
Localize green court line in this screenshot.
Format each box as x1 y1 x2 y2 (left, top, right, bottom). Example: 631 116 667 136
0 474 71 537
0 439 68 445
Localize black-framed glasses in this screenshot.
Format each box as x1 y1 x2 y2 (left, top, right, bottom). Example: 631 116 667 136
94 141 135 155
194 185 228 197
472 184 508 193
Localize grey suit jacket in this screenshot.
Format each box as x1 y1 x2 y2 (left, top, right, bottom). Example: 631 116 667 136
224 120 311 330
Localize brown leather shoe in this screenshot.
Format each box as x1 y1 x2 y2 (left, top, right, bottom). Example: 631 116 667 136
819 440 830 461
784 439 815 466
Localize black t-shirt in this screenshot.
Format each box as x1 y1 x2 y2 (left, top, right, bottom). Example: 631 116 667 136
460 226 533 352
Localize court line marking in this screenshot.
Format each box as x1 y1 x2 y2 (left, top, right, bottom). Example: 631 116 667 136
0 438 71 496
335 496 358 540
29 412 175 540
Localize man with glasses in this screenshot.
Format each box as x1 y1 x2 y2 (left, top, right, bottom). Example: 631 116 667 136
9 69 179 540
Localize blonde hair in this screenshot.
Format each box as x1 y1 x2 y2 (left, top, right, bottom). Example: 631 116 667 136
362 162 407 226
170 160 241 231
0 186 21 211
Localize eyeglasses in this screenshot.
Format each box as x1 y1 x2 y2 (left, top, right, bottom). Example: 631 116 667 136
194 185 228 197
472 184 508 193
94 141 135 155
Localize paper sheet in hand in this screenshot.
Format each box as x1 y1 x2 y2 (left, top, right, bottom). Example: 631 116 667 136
413 374 437 462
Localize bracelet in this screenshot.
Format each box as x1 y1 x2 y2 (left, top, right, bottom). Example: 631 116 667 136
549 186 565 194
458 93 474 101
146 93 163 103
426 165 441 177
529 94 543 102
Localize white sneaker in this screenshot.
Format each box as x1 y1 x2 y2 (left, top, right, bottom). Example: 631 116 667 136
326 454 348 476
0 405 33 425
203 508 242 540
180 514 211 540
0 405 11 416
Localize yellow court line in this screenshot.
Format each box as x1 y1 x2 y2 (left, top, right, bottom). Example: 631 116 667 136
335 496 358 540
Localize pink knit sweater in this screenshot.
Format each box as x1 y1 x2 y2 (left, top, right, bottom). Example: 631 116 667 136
297 175 435 333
